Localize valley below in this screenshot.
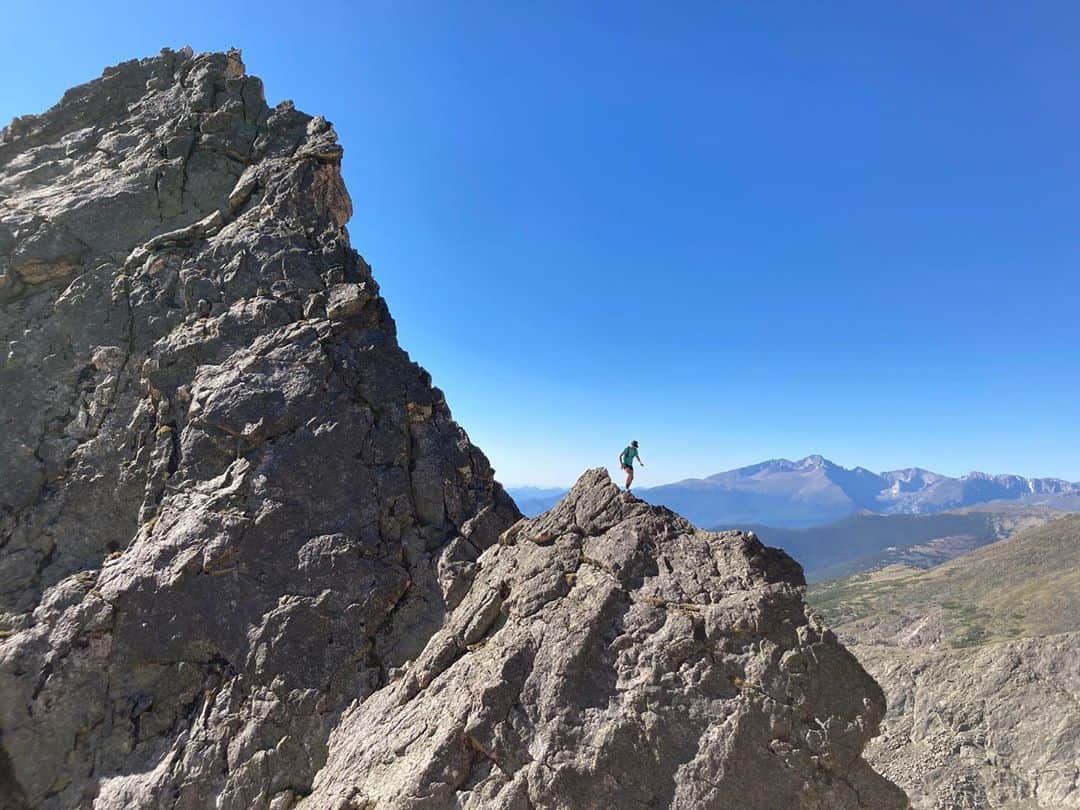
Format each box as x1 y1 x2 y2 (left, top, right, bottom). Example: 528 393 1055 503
809 516 1080 809
750 504 1069 582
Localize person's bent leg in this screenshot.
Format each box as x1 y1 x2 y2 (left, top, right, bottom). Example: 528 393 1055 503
626 468 634 491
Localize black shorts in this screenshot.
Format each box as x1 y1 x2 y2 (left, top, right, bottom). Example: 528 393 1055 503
621 464 633 473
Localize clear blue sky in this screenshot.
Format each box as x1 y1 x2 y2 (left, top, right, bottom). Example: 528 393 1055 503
4 2 1079 486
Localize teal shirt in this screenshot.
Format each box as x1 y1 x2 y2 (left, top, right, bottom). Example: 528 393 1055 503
621 446 639 466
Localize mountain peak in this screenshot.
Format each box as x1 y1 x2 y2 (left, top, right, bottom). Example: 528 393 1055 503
0 48 524 806
309 468 907 807
0 51 906 810
644 457 1080 529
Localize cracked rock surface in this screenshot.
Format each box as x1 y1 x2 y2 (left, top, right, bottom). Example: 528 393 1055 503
304 469 908 810
0 48 518 808
0 49 904 810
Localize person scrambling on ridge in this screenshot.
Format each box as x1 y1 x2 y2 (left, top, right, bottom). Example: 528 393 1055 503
619 440 644 491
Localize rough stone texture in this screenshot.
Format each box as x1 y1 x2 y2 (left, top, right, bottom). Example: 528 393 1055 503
303 469 908 810
812 517 1080 809
0 49 905 810
0 48 519 808
858 635 1080 810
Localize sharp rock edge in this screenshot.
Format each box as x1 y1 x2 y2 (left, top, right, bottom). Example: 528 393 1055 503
0 49 907 810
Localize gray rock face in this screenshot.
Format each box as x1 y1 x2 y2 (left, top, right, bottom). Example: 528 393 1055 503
858 635 1080 810
0 50 904 810
303 469 908 810
0 48 518 808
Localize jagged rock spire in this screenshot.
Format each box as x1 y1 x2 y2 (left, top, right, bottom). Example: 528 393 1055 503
0 50 903 810
0 48 518 808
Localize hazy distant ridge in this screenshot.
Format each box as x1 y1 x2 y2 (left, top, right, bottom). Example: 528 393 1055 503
509 455 1080 525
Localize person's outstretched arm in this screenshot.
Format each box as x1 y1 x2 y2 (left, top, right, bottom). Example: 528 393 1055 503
637 454 645 466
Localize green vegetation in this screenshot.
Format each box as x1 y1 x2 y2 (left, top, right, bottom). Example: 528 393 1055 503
749 505 1064 581
808 516 1080 648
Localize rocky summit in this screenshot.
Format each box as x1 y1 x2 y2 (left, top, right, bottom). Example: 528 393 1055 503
307 469 908 809
0 50 904 809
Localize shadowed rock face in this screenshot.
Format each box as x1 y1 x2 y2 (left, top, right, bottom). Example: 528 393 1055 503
0 50 904 810
306 469 908 810
0 48 519 808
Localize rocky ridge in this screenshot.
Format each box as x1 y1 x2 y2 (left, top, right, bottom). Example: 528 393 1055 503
0 47 519 808
305 469 908 809
1 50 904 809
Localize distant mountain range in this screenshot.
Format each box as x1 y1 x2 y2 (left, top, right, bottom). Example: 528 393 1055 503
507 455 1080 527
644 455 1079 528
